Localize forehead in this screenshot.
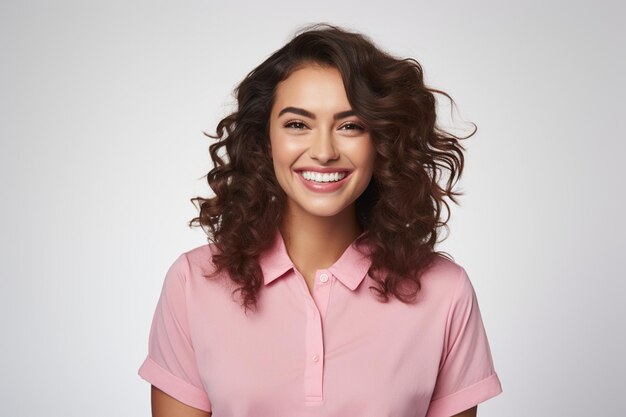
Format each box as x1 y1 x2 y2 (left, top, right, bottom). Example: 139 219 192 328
272 65 349 113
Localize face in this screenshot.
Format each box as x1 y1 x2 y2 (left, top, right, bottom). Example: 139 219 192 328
268 64 376 220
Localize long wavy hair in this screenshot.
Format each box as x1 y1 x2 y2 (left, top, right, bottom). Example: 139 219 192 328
189 22 474 314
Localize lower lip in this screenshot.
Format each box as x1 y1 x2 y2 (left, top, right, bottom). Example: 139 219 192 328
295 171 351 193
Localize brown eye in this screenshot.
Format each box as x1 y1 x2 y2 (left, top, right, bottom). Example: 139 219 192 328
340 122 365 131
284 121 308 130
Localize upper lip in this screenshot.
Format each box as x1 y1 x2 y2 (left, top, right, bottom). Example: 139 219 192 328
295 166 353 173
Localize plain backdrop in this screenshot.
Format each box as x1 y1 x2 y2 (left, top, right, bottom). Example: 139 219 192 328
1 1 624 416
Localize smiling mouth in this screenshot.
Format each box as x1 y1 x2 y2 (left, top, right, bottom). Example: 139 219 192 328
298 171 349 183
293 170 353 193
294 167 353 178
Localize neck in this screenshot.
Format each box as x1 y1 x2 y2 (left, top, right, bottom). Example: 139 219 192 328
279 204 363 271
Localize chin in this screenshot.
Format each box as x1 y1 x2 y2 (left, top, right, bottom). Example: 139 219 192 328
290 200 348 218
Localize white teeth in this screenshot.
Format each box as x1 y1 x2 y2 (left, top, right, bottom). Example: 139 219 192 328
301 171 347 183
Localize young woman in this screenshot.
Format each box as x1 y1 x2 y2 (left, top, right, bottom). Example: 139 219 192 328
138 23 502 417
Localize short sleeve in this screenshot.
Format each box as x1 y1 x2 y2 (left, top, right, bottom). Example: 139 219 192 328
425 267 502 417
137 253 212 412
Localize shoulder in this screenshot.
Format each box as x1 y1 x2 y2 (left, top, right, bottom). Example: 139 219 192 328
418 254 474 305
159 243 220 284
183 242 218 269
422 254 466 289
175 243 232 289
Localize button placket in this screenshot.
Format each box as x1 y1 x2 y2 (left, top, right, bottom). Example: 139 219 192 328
312 270 333 322
304 304 324 403
303 269 334 405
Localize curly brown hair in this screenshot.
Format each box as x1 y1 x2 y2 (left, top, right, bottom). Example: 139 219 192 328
189 22 474 314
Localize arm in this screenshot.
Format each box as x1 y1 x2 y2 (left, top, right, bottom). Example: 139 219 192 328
151 385 212 417
451 405 477 417
425 267 502 417
139 254 213 414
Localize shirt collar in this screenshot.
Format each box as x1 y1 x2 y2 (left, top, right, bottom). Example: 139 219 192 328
259 228 372 291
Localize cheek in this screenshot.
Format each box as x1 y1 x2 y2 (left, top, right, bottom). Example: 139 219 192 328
270 140 288 167
270 131 303 163
268 132 296 183
268 129 284 163
348 139 376 173
367 147 376 174
364 138 376 171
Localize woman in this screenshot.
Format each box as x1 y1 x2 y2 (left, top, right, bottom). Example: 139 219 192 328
138 23 502 417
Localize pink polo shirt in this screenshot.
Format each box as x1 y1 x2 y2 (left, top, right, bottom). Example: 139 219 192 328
138 228 502 416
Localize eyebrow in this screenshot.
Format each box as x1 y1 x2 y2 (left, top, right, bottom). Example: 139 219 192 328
278 106 356 121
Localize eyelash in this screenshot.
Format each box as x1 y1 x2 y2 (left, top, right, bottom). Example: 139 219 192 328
284 120 365 131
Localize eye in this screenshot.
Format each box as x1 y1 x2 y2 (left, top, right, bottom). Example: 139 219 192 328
340 122 365 131
284 120 308 130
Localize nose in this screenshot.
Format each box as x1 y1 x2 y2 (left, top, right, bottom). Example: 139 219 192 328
308 128 339 162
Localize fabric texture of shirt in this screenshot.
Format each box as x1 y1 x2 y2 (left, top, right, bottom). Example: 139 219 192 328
138 228 502 416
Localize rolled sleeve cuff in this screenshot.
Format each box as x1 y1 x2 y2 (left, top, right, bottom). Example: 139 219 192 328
425 372 502 417
138 356 212 413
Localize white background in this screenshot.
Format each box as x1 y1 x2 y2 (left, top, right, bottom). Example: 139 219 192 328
1 1 624 416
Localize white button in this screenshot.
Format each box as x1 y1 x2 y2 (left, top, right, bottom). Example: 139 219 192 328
312 354 319 362
319 273 329 283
